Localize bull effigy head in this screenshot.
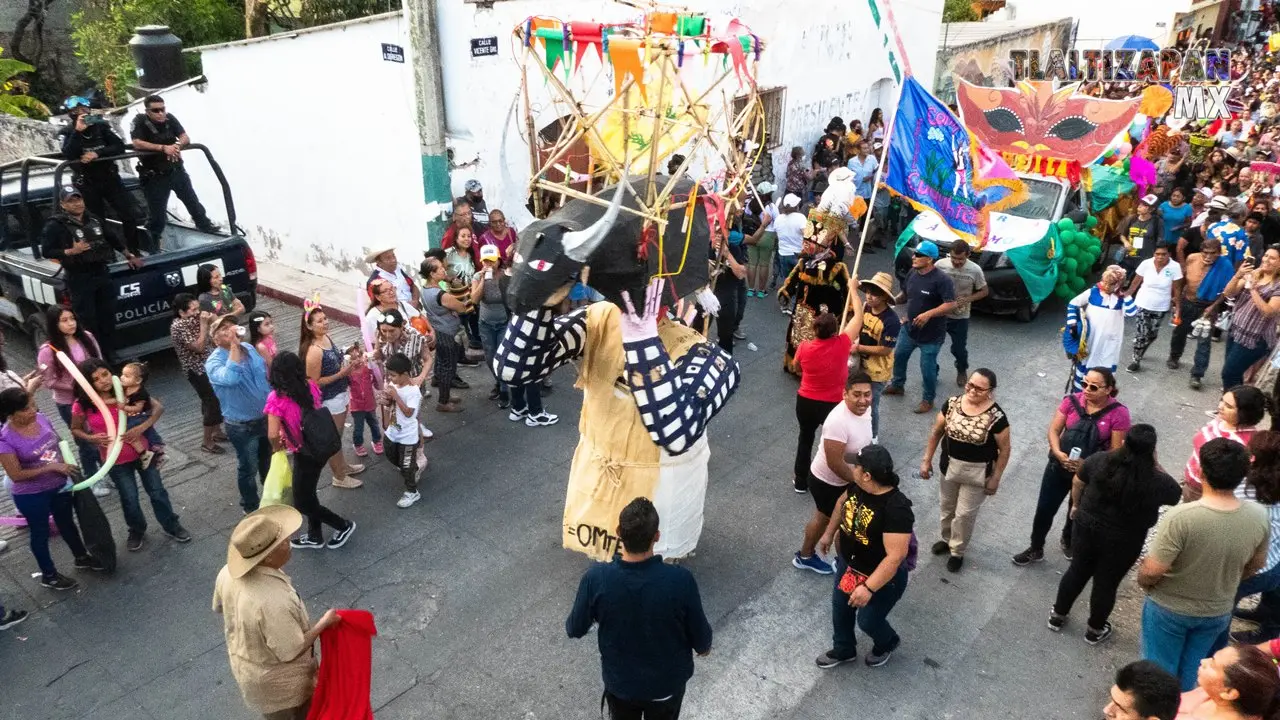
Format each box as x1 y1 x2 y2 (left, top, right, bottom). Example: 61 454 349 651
507 177 711 314
507 182 625 314
955 79 1140 166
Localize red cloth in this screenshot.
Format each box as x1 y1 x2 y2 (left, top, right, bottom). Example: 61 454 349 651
795 334 853 403
307 609 377 720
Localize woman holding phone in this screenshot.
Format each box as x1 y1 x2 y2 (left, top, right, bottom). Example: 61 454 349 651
815 444 914 670
300 301 364 489
1219 245 1280 389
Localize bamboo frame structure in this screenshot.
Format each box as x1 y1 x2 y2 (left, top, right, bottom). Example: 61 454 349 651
511 1 767 251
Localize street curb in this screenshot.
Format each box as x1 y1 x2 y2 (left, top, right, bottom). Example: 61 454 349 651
256 283 361 327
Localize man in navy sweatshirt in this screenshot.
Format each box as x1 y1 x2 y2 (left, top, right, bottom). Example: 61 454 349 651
566 497 713 719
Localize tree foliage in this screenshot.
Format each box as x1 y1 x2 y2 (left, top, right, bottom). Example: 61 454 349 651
70 0 243 105
942 0 979 23
0 47 51 119
300 0 402 27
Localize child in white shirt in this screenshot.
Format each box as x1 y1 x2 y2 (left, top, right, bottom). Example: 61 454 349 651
381 353 424 508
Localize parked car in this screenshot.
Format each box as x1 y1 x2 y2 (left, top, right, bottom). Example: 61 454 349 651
894 172 1079 322
0 145 257 358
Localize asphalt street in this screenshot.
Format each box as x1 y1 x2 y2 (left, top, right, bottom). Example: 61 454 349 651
0 251 1230 719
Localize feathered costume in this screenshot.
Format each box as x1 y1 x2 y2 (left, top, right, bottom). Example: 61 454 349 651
778 173 855 375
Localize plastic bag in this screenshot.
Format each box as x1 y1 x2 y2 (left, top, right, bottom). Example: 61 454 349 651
261 451 293 507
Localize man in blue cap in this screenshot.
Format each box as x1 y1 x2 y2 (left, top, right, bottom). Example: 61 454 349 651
884 240 956 414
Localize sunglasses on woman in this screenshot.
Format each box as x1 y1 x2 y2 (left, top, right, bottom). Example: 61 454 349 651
1082 382 1106 392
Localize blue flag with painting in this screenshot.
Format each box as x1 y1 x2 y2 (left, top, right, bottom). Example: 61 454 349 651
883 76 1025 244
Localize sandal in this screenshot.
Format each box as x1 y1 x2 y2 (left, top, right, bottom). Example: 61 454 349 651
201 443 226 455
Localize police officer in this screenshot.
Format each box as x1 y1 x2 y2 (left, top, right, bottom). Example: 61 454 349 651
129 94 218 246
60 98 144 255
40 186 144 360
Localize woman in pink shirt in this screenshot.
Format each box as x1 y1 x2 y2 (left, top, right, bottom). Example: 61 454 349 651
71 359 188 552
479 209 517 266
266 351 355 550
36 307 107 496
1183 385 1266 501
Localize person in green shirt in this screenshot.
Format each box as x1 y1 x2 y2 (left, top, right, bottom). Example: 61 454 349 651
1137 437 1269 691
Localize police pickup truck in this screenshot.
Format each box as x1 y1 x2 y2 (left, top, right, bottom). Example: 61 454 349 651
0 145 257 358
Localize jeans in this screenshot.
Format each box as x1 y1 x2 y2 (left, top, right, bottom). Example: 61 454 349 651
292 452 349 540
350 410 382 446
1210 562 1280 652
1054 522 1145 629
1221 336 1271 389
890 332 942 404
945 318 969 372
831 558 908 658
778 253 799 282
11 489 87 578
141 165 212 243
510 382 544 415
478 317 509 397
1029 459 1075 552
795 395 839 488
604 689 684 720
56 403 102 481
1142 597 1231 691
224 417 271 512
714 279 746 354
109 459 181 535
462 311 482 349
1168 298 1210 363
870 381 884 437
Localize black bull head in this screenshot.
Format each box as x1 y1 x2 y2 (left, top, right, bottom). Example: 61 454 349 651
506 177 711 314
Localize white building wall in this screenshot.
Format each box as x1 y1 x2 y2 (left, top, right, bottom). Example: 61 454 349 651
122 14 425 289
125 0 941 288
1004 0 1192 48
439 0 942 228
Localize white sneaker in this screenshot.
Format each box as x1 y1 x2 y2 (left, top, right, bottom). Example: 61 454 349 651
396 491 421 508
419 424 434 439
92 483 110 497
525 412 560 427
508 408 526 422
0 538 8 553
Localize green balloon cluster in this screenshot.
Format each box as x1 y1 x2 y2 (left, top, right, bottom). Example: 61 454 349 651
1052 217 1103 299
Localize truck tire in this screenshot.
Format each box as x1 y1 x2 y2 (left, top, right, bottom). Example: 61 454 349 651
24 311 47 350
1015 301 1040 323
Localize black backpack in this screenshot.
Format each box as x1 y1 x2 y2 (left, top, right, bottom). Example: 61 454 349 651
291 405 342 462
1056 395 1119 464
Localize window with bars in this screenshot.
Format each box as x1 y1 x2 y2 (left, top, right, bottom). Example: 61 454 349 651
734 86 785 150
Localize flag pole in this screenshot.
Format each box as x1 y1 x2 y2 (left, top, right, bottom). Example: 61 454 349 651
849 79 906 282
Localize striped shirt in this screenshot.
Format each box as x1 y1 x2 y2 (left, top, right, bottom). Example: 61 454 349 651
379 327 428 377
1237 483 1280 572
1184 418 1257 490
1229 280 1280 350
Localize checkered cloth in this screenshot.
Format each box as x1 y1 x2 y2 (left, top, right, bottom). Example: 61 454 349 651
623 336 739 455
494 308 740 455
493 308 588 386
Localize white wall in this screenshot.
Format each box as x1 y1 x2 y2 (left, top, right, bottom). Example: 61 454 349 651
437 0 942 227
121 0 942 288
122 15 425 289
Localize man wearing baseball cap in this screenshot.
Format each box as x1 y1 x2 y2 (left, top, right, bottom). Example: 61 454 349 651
1116 194 1163 275
213 505 341 719
40 185 144 360
884 240 956 414
455 179 488 227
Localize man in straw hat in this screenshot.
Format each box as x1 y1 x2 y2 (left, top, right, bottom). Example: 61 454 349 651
365 245 421 312
854 272 901 440
213 506 340 719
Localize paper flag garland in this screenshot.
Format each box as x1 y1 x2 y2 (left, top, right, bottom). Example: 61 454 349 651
608 37 647 103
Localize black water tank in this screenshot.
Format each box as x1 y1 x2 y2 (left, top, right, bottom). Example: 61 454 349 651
129 26 185 90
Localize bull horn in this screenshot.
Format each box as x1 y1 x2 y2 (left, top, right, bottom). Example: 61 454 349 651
563 181 626 262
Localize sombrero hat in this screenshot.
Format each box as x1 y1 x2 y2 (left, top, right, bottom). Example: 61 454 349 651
226 505 302 578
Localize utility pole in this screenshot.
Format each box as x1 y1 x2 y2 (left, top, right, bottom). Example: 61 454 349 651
404 0 451 247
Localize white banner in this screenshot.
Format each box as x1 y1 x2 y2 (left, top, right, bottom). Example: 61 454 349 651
984 212 1051 253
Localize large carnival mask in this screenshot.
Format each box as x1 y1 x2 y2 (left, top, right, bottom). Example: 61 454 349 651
955 79 1141 166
